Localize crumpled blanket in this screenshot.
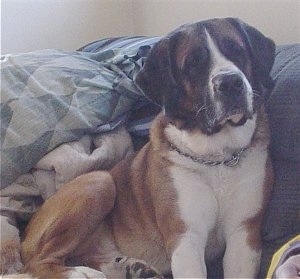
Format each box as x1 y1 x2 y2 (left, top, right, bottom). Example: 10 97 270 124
0 126 133 274
0 36 160 276
0 48 139 189
1 37 160 189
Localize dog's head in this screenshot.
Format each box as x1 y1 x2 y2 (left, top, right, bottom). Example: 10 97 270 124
135 18 275 135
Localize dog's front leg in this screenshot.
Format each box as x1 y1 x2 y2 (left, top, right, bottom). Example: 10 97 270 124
223 225 261 279
171 231 207 279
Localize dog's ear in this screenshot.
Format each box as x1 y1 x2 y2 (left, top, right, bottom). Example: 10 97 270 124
134 35 180 108
229 18 276 98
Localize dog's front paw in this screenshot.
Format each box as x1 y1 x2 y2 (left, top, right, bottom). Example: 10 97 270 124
68 266 106 278
115 257 164 279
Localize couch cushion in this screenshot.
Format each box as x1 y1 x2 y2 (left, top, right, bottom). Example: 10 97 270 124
263 44 300 241
259 44 300 277
267 44 300 162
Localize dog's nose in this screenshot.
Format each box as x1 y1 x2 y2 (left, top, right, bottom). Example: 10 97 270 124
213 73 244 96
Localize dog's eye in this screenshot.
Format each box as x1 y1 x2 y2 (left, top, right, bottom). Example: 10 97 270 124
187 55 199 68
222 39 246 66
184 46 209 75
223 39 245 55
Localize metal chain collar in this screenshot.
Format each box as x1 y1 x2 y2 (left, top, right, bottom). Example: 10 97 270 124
169 143 246 167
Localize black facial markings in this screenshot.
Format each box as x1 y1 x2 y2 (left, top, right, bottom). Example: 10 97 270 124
178 30 253 135
169 34 213 134
222 38 248 71
183 45 210 78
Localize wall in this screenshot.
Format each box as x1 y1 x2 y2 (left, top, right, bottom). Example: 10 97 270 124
2 0 134 54
2 0 300 54
132 0 300 44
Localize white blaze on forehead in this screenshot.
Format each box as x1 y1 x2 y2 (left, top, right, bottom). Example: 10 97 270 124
205 29 253 114
205 30 240 77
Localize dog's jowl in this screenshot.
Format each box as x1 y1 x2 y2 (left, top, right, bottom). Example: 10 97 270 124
19 18 275 279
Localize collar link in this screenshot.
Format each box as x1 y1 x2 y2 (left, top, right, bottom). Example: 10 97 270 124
169 142 247 167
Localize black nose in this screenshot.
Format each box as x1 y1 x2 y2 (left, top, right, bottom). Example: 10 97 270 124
213 73 244 96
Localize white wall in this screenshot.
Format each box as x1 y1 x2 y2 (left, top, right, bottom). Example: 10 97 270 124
132 0 300 44
2 0 134 54
2 0 300 54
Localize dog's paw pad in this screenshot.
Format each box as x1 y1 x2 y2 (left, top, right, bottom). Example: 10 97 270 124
126 261 163 279
115 256 128 263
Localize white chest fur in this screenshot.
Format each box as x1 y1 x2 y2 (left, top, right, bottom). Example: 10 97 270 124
169 144 268 260
165 114 268 277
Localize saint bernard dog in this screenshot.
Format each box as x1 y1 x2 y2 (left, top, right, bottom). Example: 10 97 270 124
15 18 275 279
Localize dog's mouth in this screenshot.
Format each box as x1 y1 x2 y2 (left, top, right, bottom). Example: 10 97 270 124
200 107 252 135
218 107 252 127
222 109 245 124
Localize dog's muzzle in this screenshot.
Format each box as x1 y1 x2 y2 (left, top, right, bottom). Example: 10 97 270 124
212 72 244 97
212 72 253 125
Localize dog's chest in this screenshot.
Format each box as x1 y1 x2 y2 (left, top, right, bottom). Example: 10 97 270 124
170 163 234 231
169 148 267 257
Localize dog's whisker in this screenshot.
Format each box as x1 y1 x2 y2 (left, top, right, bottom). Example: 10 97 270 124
252 89 263 98
194 104 208 117
205 106 216 119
